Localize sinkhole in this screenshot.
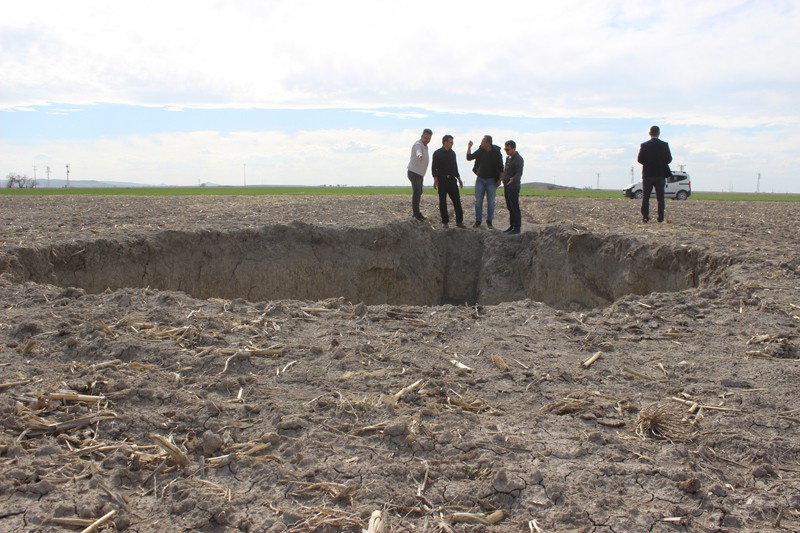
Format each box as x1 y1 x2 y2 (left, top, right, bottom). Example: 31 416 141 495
2 222 727 310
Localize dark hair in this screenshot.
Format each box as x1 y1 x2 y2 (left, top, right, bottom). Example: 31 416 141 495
504 140 516 149
649 125 660 136
423 128 433 136
442 134 453 143
483 135 493 144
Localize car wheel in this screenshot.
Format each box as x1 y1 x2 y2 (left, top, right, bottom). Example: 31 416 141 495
676 190 688 201
633 191 643 200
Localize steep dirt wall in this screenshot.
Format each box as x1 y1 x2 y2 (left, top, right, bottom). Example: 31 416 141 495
0 222 727 310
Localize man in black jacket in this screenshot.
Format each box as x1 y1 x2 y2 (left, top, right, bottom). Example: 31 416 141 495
432 134 465 229
637 125 673 223
466 135 504 228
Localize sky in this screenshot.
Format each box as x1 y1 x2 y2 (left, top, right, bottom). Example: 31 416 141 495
2 1 800 192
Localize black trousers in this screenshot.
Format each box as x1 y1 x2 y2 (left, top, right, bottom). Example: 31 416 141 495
504 183 521 230
437 176 463 224
641 175 666 221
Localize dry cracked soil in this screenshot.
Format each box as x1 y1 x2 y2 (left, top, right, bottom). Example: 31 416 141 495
0 194 799 532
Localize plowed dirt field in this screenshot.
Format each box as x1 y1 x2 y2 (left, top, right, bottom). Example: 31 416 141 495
1 194 798 532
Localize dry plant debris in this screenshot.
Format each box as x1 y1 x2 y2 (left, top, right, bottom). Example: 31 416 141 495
1 195 799 531
635 403 694 442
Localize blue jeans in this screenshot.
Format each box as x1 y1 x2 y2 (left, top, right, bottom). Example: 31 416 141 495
474 177 497 223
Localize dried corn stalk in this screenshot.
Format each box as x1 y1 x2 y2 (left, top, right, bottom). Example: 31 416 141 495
364 510 386 533
582 351 602 368
151 434 190 468
448 510 504 525
449 359 472 371
491 354 509 371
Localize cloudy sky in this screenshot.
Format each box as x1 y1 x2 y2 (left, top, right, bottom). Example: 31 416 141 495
2 1 799 192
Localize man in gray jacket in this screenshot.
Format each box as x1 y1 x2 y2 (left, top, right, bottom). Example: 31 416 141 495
501 140 524 234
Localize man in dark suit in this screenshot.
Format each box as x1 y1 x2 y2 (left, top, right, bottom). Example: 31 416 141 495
637 125 673 223
432 134 465 229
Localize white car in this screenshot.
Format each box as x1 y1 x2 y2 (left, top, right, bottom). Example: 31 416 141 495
623 171 692 200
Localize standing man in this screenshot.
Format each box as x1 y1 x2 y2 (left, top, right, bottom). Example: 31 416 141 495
432 134 466 229
407 128 432 221
637 125 672 223
466 135 503 228
501 140 524 234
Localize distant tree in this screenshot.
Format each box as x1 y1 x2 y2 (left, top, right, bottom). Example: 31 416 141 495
5 173 32 188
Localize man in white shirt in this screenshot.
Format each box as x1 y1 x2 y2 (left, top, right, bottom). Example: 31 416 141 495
407 128 432 221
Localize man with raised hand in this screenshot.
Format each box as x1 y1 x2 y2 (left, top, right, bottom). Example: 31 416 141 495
466 135 503 229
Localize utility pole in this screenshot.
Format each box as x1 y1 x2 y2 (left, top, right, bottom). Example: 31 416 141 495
596 173 600 190
243 163 247 187
756 173 761 193
631 167 634 183
66 164 70 188
47 166 51 187
33 165 37 188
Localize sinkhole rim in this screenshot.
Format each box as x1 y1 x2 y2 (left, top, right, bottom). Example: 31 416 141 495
2 223 728 311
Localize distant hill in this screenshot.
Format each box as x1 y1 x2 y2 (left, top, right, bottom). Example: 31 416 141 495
26 179 210 188
19 180 579 190
29 179 153 188
522 181 578 191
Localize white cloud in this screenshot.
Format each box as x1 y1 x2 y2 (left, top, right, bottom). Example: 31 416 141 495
1 129 409 187
2 1 799 192
3 1 799 122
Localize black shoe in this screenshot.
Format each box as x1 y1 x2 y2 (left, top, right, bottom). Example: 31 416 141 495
473 221 481 228
503 226 513 233
413 213 425 221
509 228 521 235
657 218 664 223
442 223 449 229
642 217 649 223
487 222 494 229
456 223 466 229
